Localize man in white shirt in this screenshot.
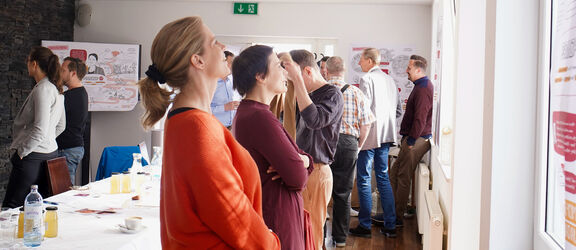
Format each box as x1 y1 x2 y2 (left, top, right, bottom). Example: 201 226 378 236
349 48 398 238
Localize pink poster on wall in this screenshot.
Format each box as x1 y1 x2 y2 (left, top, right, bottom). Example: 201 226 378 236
549 0 576 247
42 40 141 112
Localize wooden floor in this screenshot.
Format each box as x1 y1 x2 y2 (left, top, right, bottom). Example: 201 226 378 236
324 207 422 250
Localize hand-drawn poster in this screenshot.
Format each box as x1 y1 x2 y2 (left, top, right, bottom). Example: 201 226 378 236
548 0 576 248
42 41 140 111
433 15 443 146
348 45 417 139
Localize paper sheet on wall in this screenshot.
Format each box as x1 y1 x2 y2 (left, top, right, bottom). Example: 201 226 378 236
347 45 417 139
42 41 140 111
549 0 576 248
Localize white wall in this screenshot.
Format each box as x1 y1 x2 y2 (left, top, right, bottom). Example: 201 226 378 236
74 0 432 178
451 0 539 249
75 1 432 71
88 104 152 179
487 0 538 249
450 0 487 248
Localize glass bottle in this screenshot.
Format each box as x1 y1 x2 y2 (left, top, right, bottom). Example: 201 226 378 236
44 207 58 238
135 172 146 193
23 185 43 247
132 153 143 190
150 146 163 181
122 171 131 193
132 153 143 173
17 207 24 238
151 146 162 167
110 172 121 194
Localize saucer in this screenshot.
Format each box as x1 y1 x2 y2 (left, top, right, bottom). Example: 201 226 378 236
117 224 146 234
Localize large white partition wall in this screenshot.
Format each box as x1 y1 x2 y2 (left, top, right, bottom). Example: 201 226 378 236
451 0 539 249
484 0 539 249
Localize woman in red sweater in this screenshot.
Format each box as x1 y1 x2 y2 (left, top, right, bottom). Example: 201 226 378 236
137 17 280 250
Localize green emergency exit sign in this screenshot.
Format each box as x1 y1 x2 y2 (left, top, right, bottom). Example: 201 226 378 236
234 2 258 15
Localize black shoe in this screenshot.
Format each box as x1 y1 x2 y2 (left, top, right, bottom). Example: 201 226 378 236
380 227 397 238
404 206 416 219
334 241 346 248
396 219 404 228
371 213 384 227
349 225 372 238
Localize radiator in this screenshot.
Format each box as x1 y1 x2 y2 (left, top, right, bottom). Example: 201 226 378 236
415 163 444 250
423 191 443 250
415 163 430 235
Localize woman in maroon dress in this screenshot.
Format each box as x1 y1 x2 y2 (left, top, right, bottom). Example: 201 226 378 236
232 45 313 250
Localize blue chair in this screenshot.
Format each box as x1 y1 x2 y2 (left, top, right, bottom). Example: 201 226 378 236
95 146 149 181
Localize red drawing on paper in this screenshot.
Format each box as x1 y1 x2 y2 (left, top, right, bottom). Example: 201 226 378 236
553 111 576 162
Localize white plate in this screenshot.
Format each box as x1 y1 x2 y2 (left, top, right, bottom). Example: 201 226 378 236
117 224 146 234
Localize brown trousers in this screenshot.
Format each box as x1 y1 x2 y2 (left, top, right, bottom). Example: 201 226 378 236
303 163 333 249
389 137 431 220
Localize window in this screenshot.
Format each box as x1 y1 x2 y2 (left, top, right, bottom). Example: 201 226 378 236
215 35 337 59
546 0 572 247
431 0 457 179
256 42 311 53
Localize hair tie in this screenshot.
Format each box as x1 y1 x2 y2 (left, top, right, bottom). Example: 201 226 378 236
145 64 166 84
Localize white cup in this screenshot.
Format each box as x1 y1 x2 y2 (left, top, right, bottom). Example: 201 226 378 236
124 216 143 230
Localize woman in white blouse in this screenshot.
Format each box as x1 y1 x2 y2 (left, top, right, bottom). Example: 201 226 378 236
2 47 65 208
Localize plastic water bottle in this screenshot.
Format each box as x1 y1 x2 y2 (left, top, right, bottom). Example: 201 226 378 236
23 185 43 247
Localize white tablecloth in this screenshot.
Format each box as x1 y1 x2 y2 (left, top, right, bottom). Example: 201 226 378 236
4 178 161 250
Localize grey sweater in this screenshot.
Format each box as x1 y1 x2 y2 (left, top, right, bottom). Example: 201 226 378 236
296 84 343 165
11 77 65 158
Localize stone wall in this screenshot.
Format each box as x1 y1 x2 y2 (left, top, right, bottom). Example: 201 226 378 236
0 0 75 203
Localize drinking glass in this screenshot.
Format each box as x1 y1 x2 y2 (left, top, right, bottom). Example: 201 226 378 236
0 211 17 248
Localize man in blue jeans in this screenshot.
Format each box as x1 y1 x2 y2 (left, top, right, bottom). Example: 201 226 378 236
57 57 89 185
349 48 400 238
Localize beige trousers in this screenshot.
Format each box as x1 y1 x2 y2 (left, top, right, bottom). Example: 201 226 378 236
302 163 333 249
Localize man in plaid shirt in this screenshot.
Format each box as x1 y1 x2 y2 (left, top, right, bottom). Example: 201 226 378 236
326 56 375 247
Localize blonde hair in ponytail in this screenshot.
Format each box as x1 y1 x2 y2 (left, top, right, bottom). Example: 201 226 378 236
139 78 173 129
138 16 206 129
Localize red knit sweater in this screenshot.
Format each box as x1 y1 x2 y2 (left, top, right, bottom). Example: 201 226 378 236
160 108 280 249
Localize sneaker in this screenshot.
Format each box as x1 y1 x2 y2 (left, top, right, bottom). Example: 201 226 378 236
350 208 359 217
396 219 404 228
380 227 397 238
335 241 346 248
371 213 384 227
404 207 416 219
349 225 372 238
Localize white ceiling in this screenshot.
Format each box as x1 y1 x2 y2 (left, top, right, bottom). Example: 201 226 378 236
85 0 433 5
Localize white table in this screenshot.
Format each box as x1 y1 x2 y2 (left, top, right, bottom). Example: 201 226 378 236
4 178 161 250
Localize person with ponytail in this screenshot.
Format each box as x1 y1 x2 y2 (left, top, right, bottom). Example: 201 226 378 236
2 46 65 208
137 17 280 249
232 45 313 250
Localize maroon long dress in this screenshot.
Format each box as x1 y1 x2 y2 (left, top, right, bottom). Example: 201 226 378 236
233 99 313 250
